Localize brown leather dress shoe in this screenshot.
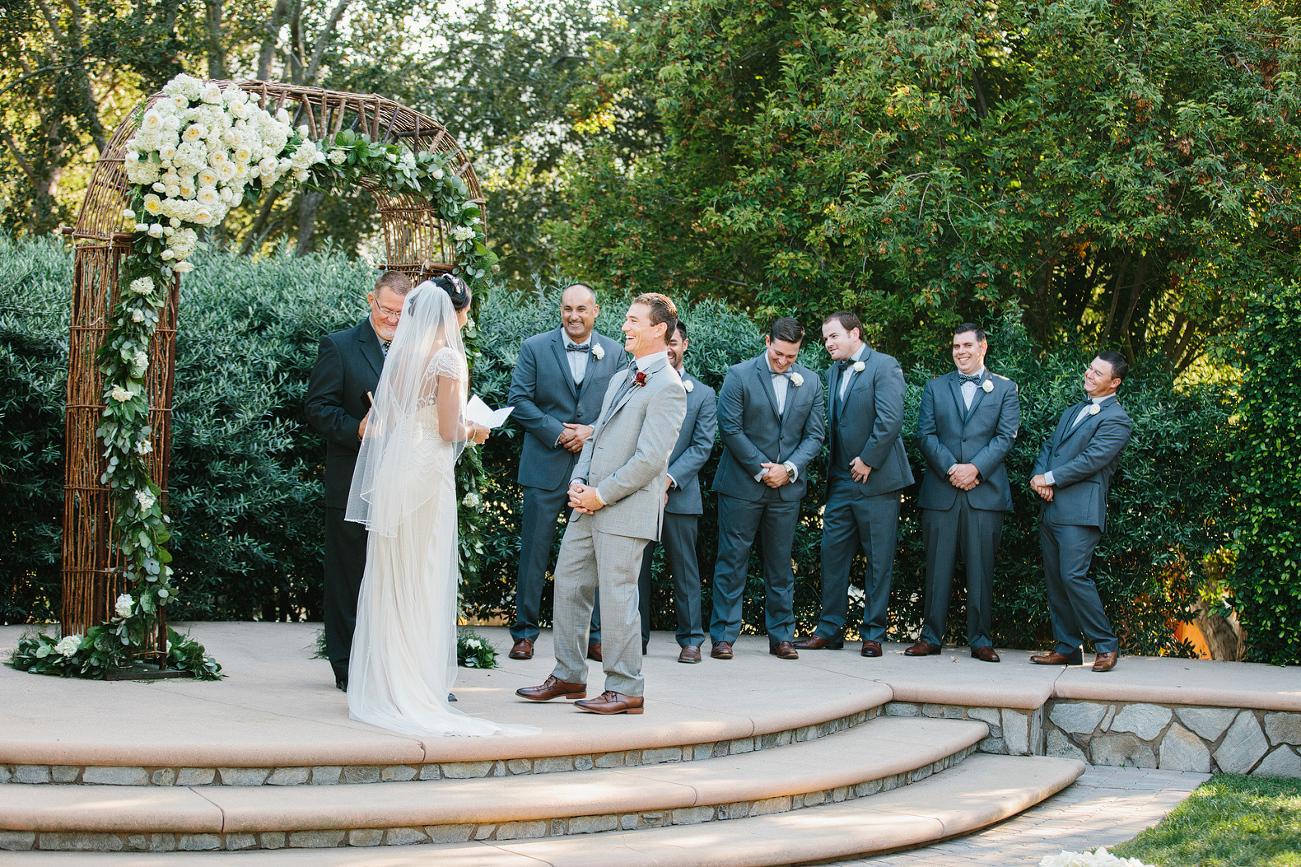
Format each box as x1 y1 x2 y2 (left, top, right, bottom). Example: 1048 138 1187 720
971 646 1001 663
508 638 534 660
586 643 603 662
792 634 843 650
711 641 733 659
861 640 883 657
574 691 644 714
516 675 586 701
678 645 702 664
904 640 942 656
1029 650 1083 666
769 641 799 660
1092 651 1119 672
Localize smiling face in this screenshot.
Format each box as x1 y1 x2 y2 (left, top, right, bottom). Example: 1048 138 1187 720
765 336 801 374
560 284 598 343
367 285 405 341
667 327 688 370
821 319 863 362
1084 356 1121 398
952 329 987 375
621 301 667 358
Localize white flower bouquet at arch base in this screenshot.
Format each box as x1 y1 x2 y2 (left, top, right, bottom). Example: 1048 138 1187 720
1040 848 1154 867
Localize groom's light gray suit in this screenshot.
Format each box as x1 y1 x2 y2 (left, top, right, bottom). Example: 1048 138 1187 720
1032 395 1132 657
551 355 688 697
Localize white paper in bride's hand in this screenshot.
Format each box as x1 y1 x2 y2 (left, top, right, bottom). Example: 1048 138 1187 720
466 395 514 429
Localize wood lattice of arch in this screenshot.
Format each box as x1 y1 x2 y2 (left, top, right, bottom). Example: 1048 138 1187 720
62 80 485 639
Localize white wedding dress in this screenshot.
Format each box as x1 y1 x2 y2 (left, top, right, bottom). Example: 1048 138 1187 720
347 344 532 738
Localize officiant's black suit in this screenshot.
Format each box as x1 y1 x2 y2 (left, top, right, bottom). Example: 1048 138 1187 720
306 317 385 685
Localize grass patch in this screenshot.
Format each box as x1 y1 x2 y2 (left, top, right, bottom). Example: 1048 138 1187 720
1111 774 1301 867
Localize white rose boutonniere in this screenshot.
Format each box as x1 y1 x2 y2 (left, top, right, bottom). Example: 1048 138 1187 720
592 344 605 360
789 372 804 387
852 361 866 373
683 379 694 393
982 379 994 393
1088 403 1101 416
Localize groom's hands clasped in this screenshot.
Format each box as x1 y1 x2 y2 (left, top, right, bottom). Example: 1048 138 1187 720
568 482 604 515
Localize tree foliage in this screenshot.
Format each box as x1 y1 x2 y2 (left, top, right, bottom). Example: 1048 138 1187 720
556 0 1301 368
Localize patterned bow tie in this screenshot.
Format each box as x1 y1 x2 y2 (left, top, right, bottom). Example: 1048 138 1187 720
566 342 590 352
836 359 852 370
771 370 791 380
958 373 981 384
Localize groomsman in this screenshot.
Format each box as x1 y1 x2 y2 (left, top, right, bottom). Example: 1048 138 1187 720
637 321 717 663
1030 351 1133 673
795 312 913 658
909 323 1019 662
709 318 825 661
306 270 412 690
506 284 627 661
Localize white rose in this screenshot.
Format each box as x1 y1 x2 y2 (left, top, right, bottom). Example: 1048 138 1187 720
197 168 218 187
135 223 149 233
201 83 223 104
294 168 308 182
152 181 167 193
853 361 866 373
136 490 156 510
148 223 164 238
230 100 249 119
182 123 205 142
592 344 605 360
197 186 221 207
115 594 134 619
131 310 145 323
258 156 277 176
1088 403 1100 415
161 249 175 261
452 226 476 242
233 145 252 164
431 167 444 179
683 379 694 393
143 194 163 215
328 149 346 165
790 372 804 387
140 110 165 134
173 261 195 274
982 379 994 393
171 94 188 111
133 350 149 370
111 385 135 403
163 115 180 131
55 635 83 658
123 208 136 220
210 150 228 168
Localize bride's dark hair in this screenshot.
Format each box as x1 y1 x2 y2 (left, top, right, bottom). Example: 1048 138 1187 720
432 273 472 311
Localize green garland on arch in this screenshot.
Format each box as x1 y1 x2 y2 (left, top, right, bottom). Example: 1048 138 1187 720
11 76 497 680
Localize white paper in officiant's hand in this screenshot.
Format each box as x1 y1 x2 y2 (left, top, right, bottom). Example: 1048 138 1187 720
466 395 514 429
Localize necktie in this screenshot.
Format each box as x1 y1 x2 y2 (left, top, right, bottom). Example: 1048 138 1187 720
566 342 590 352
958 373 981 384
381 339 391 355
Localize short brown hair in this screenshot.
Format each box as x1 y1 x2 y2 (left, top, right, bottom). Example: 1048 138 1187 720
374 271 413 296
633 292 678 345
823 311 863 340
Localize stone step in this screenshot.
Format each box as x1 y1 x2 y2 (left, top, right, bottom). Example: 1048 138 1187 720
0 716 988 852
0 754 1086 864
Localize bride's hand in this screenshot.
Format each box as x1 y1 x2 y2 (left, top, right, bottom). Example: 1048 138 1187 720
469 422 490 445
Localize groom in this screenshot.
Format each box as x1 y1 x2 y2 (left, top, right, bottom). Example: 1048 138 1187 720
518 293 688 714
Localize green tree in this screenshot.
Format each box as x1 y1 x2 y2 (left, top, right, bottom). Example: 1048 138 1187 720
556 0 1301 367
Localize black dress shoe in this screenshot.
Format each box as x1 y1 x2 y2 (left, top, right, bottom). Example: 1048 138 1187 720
335 676 348 691
448 693 457 702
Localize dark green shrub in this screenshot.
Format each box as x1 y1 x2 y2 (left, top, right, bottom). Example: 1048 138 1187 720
1230 283 1301 666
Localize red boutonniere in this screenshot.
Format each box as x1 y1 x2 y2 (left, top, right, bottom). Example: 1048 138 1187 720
632 370 648 387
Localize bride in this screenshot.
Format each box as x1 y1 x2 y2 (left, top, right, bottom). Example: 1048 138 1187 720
345 275 531 737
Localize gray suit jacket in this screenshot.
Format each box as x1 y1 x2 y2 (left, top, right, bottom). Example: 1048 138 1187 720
917 370 1020 512
665 372 718 516
713 355 826 503
572 356 688 541
508 326 627 490
1032 397 1133 531
825 349 914 496
305 318 385 509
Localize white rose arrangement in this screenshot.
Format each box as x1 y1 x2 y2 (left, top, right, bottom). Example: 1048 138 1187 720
55 635 84 658
790 372 804 387
1039 849 1153 867
115 594 135 619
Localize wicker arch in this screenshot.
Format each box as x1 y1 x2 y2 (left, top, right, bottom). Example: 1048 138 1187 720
62 81 484 638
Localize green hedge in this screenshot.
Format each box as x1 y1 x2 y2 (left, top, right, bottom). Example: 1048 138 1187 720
1230 283 1301 666
1 238 1239 658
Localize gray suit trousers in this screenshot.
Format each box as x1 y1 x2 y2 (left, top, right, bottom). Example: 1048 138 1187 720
1040 514 1117 655
551 516 646 696
512 483 600 645
638 512 706 648
817 474 900 644
709 492 799 646
920 496 1004 649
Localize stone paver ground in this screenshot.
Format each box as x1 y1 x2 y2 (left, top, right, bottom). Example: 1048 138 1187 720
832 766 1210 867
